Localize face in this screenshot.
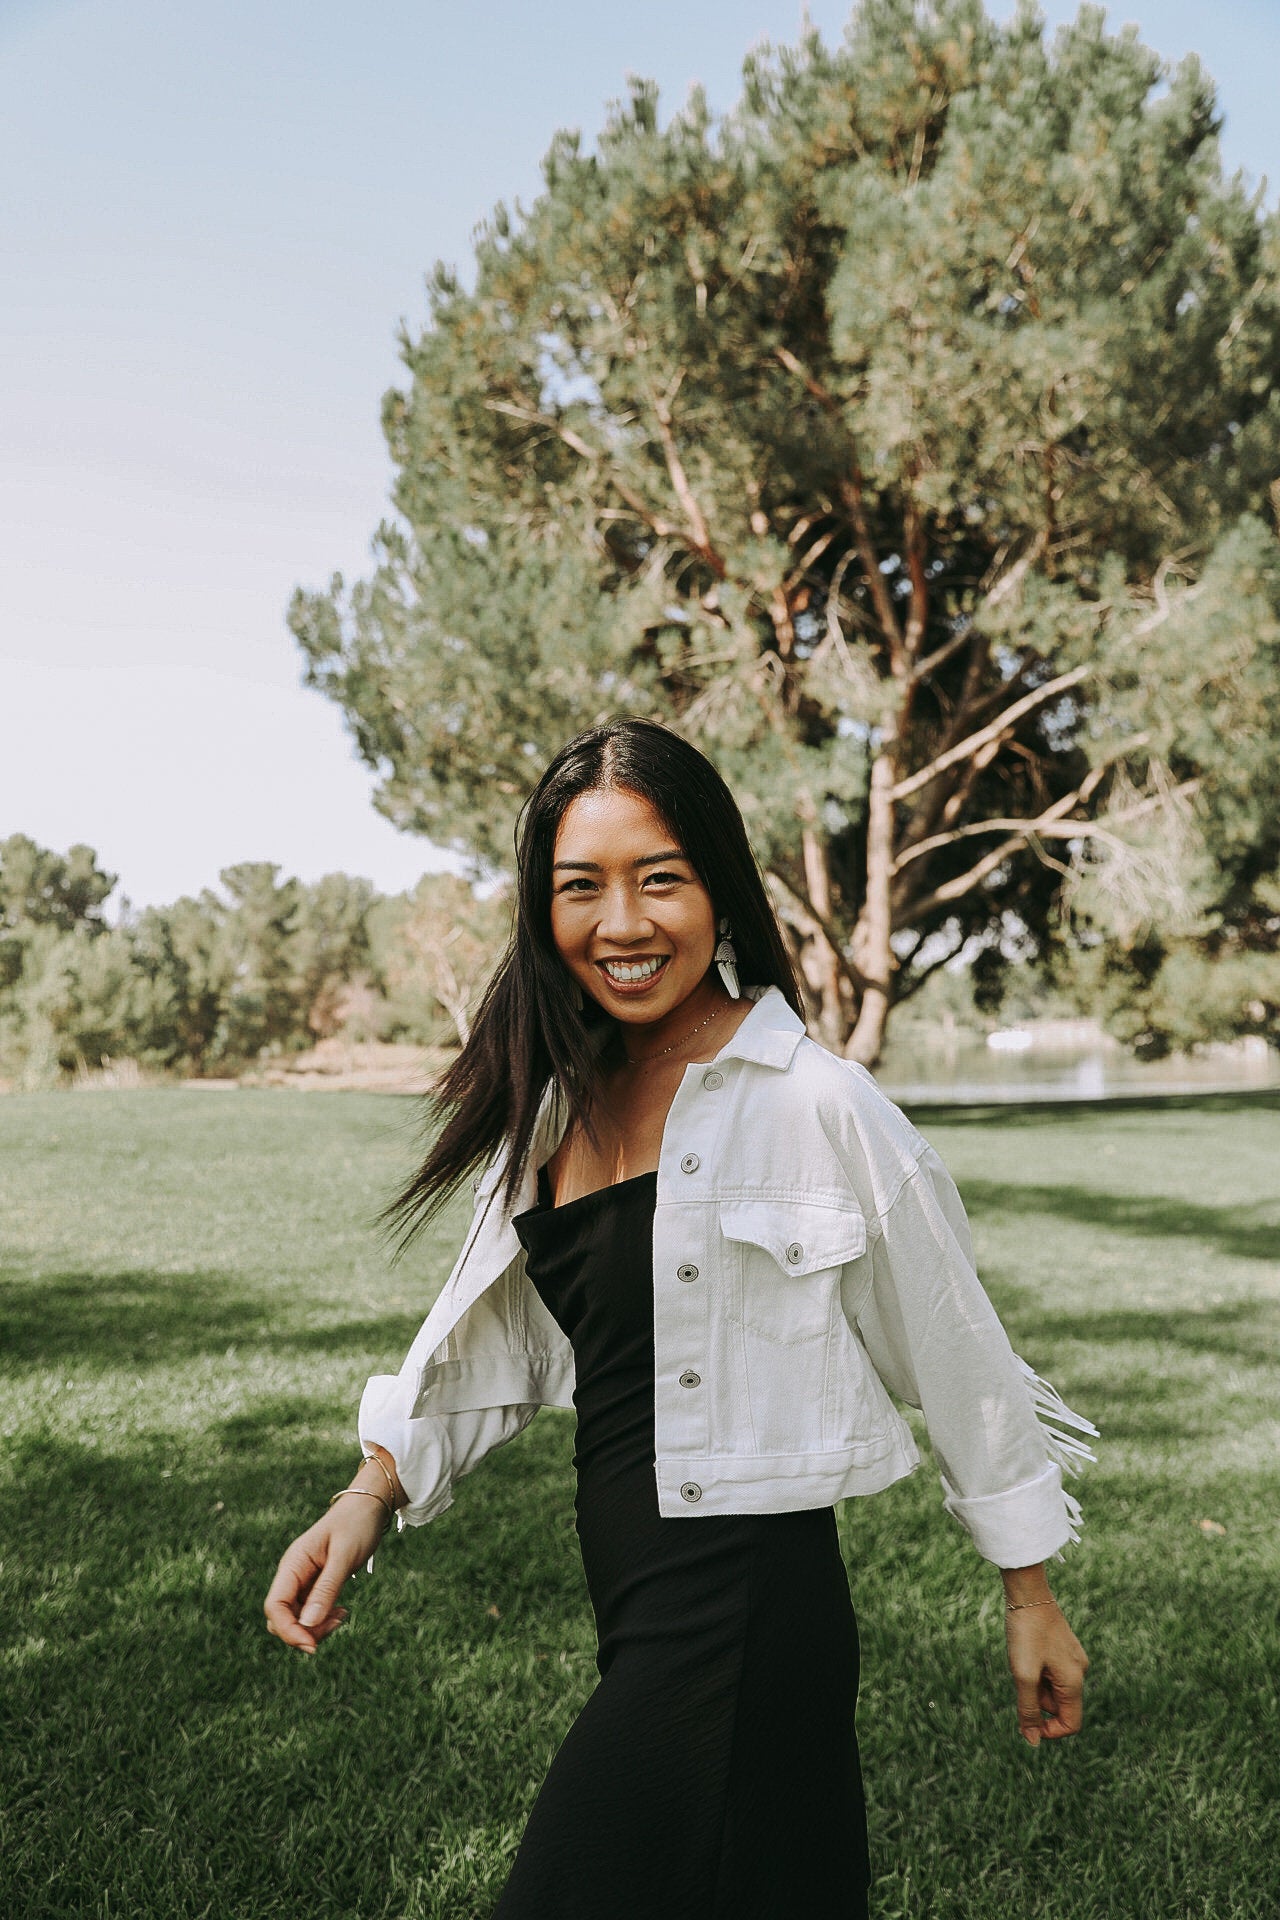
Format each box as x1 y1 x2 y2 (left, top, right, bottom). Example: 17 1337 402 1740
549 787 718 1028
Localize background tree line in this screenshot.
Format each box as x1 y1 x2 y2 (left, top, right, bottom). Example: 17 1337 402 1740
292 0 1280 1064
0 835 507 1087
3 813 1268 1092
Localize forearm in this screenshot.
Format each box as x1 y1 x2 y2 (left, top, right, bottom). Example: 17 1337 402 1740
1001 1561 1055 1606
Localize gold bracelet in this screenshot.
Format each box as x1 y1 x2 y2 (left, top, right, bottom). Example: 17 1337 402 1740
1005 1596 1059 1612
362 1450 399 1509
329 1486 393 1521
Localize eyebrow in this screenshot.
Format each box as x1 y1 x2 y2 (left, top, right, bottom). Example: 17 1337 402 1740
552 848 689 872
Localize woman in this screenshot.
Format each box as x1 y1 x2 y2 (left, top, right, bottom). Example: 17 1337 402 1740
265 718 1096 1918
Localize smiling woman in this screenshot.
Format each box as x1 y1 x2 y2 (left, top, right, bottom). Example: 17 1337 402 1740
546 786 749 1199
551 799 707 1002
369 718 804 1237
263 717 1096 1919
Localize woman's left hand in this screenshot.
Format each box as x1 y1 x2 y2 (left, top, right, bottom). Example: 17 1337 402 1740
1004 1602 1089 1745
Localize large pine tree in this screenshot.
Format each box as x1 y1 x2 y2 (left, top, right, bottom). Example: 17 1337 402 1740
291 0 1280 1060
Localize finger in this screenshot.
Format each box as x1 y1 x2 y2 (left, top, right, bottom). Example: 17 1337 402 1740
298 1551 352 1632
266 1608 319 1653
264 1537 323 1612
308 1606 350 1646
1013 1670 1045 1747
264 1541 326 1651
1040 1673 1085 1739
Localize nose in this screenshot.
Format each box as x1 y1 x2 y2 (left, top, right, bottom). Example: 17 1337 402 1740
595 880 656 946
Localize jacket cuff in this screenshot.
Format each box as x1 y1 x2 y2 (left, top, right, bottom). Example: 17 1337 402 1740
939 1461 1081 1568
358 1373 455 1528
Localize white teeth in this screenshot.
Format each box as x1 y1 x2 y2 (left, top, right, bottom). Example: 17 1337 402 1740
602 957 666 984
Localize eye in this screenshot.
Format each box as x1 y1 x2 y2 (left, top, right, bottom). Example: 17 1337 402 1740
557 877 598 894
642 869 686 887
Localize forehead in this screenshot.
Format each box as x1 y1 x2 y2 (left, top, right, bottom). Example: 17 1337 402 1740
553 786 684 856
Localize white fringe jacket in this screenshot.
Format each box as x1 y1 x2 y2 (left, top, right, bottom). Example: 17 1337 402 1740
360 987 1098 1568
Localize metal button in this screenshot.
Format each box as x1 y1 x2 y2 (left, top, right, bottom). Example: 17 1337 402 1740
680 1152 700 1174
702 1069 724 1091
679 1369 701 1388
677 1263 699 1283
786 1241 804 1265
680 1481 702 1503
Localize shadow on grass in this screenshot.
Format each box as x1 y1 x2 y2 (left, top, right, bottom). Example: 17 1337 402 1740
0 1266 420 1372
2 1410 588 1671
0 1415 589 1919
960 1178 1279 1264
901 1087 1280 1126
3 1413 1276 1918
1040 1296 1277 1363
845 1454 1280 1920
985 1270 1280 1374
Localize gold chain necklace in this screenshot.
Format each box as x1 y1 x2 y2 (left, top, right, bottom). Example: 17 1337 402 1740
623 1003 725 1067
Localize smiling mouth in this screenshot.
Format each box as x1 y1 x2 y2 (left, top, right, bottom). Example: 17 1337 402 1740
596 955 670 986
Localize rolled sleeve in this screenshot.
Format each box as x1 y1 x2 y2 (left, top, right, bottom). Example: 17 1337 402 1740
358 1367 546 1530
855 1145 1096 1568
358 1370 457 1528
939 1461 1076 1567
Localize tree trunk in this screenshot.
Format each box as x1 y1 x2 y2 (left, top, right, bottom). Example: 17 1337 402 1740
846 746 896 1067
764 869 849 1052
800 824 848 1052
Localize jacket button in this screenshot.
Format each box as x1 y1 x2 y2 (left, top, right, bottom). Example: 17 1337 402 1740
677 1263 699 1282
680 1153 700 1174
680 1481 702 1503
702 1069 724 1091
679 1369 701 1388
786 1241 804 1265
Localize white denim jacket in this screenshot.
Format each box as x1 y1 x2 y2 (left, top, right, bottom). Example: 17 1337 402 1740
359 987 1097 1568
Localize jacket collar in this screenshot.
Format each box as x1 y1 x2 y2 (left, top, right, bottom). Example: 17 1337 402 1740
522 985 806 1178
712 984 807 1071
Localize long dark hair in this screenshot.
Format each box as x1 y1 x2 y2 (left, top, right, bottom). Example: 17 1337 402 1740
384 717 803 1245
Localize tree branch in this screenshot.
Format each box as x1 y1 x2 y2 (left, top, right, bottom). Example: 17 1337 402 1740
485 393 693 556
898 776 1199 921
764 868 878 997
889 664 1089 802
901 830 1048 921
910 531 1049 684
903 487 928 662
893 931 969 1004
772 347 906 666
908 617 971 684
892 750 1125 874
648 382 725 575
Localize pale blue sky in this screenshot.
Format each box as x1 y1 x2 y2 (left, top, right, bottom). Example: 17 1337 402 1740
3 0 1276 908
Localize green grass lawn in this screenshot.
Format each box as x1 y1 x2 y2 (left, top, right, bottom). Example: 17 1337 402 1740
2 1087 1277 1919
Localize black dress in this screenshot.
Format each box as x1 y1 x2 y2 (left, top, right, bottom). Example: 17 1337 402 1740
493 1166 870 1920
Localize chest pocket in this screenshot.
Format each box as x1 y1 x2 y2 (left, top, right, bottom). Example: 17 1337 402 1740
720 1198 868 1344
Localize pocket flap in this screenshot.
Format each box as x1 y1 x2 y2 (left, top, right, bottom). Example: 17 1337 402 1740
719 1198 867 1275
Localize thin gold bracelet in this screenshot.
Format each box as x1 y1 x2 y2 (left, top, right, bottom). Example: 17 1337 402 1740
328 1486 393 1520
362 1450 399 1509
1005 1596 1059 1612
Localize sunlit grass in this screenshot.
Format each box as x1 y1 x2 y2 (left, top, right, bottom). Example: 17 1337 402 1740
2 1088 1277 1918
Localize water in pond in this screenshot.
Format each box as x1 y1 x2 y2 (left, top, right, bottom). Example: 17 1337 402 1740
875 1023 1280 1106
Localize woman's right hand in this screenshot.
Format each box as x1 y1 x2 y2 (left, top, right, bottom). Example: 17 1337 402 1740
263 1499 389 1654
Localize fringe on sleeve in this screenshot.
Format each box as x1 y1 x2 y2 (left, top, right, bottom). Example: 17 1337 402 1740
1014 1353 1100 1553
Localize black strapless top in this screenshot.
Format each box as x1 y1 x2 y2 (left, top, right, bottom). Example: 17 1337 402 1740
513 1164 659 1489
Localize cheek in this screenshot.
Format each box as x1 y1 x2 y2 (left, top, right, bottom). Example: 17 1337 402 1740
672 898 716 956
549 898 581 959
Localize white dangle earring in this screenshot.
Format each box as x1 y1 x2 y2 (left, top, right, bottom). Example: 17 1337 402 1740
714 918 740 1000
